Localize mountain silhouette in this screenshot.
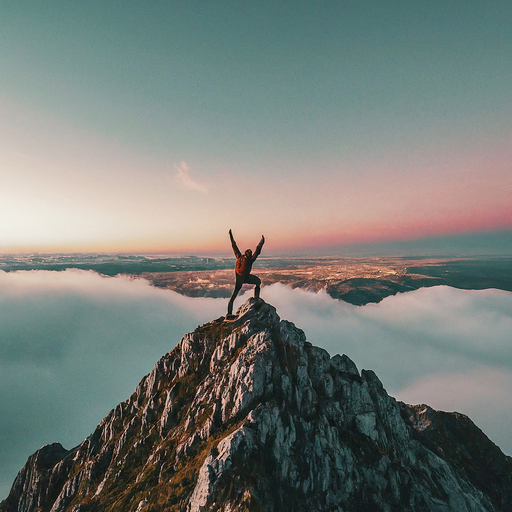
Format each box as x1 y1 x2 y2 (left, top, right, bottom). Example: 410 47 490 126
2 298 511 511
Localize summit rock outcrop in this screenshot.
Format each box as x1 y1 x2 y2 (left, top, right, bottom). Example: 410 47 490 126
2 299 511 511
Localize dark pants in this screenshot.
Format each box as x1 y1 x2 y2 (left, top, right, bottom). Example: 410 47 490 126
227 273 261 315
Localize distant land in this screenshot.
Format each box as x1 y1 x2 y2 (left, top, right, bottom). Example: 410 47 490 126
1 253 511 305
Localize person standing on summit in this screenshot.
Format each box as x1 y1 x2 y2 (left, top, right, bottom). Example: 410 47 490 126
227 229 265 317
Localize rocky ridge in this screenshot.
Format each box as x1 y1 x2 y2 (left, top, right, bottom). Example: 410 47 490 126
2 299 511 511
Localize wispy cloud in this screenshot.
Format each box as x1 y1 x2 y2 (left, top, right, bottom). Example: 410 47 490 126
174 161 208 193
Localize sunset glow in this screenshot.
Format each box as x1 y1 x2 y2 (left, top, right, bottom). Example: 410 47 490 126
1 2 511 255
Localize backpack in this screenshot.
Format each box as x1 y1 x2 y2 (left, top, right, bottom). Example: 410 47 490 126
235 254 252 276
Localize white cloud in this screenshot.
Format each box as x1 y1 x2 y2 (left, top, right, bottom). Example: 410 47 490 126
0 270 225 498
174 161 208 193
1 272 511 499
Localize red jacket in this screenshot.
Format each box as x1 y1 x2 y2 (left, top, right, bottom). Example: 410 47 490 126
230 233 264 277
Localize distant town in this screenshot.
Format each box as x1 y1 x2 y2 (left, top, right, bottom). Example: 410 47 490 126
2 253 511 306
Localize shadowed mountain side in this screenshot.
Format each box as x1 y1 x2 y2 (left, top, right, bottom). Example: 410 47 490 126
2 299 511 511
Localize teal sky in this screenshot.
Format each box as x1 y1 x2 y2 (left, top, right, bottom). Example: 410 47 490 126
1 2 511 253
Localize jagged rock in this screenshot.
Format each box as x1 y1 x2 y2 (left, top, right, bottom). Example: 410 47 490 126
2 298 511 512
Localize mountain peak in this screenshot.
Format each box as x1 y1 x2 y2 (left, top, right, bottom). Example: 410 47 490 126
2 298 512 512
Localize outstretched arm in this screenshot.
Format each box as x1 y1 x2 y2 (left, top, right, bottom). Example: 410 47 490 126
229 229 241 258
252 235 265 261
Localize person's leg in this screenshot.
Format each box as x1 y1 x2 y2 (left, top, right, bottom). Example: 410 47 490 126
227 275 244 315
245 274 261 299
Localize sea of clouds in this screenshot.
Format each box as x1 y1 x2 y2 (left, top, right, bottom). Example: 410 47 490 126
1 269 511 498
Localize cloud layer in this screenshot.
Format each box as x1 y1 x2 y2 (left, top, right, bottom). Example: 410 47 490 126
1 270 511 498
0 270 225 498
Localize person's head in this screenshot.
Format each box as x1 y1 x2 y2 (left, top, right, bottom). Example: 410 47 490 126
244 249 252 258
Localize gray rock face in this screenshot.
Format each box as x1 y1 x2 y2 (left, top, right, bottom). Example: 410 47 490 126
2 298 511 512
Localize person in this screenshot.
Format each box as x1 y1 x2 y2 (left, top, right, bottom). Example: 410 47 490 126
227 229 265 316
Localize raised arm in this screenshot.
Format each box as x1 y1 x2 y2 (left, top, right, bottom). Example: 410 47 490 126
229 229 241 258
252 235 265 261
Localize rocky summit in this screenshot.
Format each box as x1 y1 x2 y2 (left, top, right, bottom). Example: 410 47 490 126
2 299 512 512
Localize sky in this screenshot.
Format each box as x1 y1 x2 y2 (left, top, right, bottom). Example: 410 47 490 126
1 1 511 254
1 270 512 499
